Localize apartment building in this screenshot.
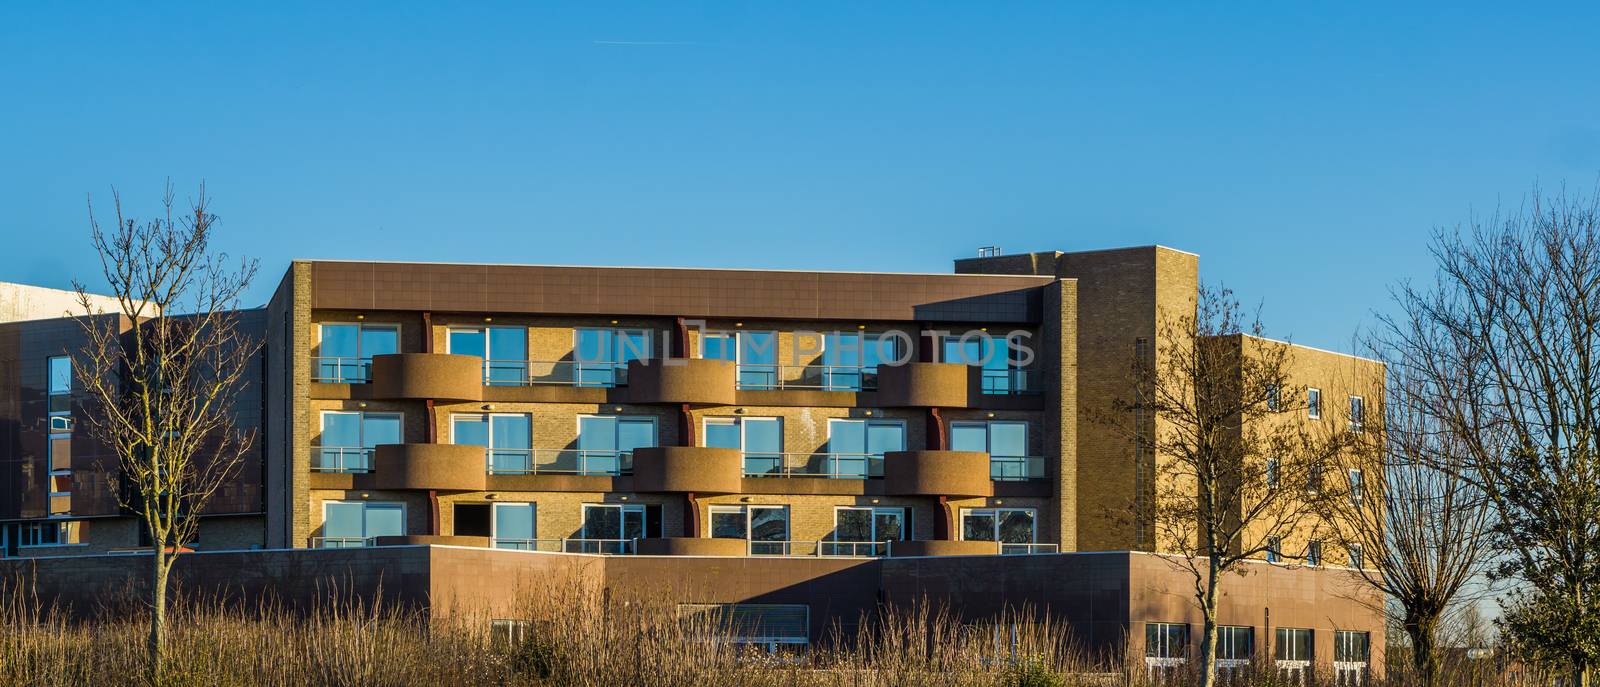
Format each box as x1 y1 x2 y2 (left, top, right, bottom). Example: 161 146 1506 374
0 247 1385 680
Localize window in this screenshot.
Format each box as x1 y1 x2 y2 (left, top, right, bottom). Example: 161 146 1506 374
1306 540 1322 566
825 418 904 478
943 333 1026 394
1275 628 1314 684
1334 630 1371 686
709 505 789 555
1266 384 1282 411
454 413 533 474
574 328 650 387
1145 622 1189 680
1307 388 1322 419
448 326 529 385
1348 396 1365 431
827 506 906 556
823 332 904 391
1217 626 1254 681
492 503 537 550
678 603 810 651
47 360 73 512
705 417 783 476
1266 459 1281 489
490 619 532 647
961 508 1037 553
1348 469 1364 506
1266 536 1282 563
1308 466 1324 494
320 501 404 548
316 411 402 472
47 355 72 414
576 415 656 475
1347 544 1364 569
577 503 660 553
314 323 399 383
950 421 1036 480
704 331 779 390
17 521 77 547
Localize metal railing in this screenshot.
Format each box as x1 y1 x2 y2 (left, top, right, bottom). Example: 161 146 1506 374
747 540 891 557
311 536 374 549
482 359 633 388
979 369 1039 395
311 447 375 473
486 449 635 476
312 357 373 384
490 538 637 554
742 453 883 479
998 543 1058 555
733 365 880 392
989 455 1047 481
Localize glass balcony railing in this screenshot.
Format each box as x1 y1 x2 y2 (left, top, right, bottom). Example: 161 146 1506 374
312 357 373 384
485 449 635 477
482 360 633 388
989 455 1047 481
491 538 637 554
311 536 375 548
740 452 883 479
732 365 879 392
311 447 374 473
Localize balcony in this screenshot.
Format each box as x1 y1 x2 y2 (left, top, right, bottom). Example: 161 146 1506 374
733 365 880 392
882 450 993 497
990 455 1047 481
480 360 631 388
368 353 484 402
742 452 883 479
368 443 486 491
311 356 374 384
631 447 743 493
485 449 634 477
875 363 971 407
622 359 736 405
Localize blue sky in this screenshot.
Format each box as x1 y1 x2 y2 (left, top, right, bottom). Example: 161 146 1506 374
2 2 1596 352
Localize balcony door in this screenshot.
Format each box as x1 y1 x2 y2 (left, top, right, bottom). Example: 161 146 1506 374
453 413 532 474
577 415 656 475
492 503 537 550
828 506 906 555
826 419 904 478
705 417 782 475
318 411 402 472
949 421 1032 480
448 326 528 385
321 501 404 548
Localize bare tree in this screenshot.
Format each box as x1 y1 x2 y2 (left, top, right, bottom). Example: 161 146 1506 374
1386 188 1600 686
1322 363 1494 687
1117 284 1347 687
71 182 259 684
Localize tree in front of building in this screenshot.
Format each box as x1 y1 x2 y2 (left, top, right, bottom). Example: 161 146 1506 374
71 182 260 684
1115 284 1348 687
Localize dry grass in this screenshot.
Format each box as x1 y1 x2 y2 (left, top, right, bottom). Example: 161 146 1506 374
0 574 1511 687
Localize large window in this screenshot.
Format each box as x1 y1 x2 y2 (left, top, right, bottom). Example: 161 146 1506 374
709 505 789 555
449 326 529 385
943 333 1027 394
1217 625 1254 682
492 503 537 550
822 332 904 391
703 331 778 389
1275 628 1314 684
826 418 904 478
576 415 656 475
16 521 78 548
949 421 1035 480
1334 630 1371 686
574 328 650 387
960 507 1037 553
705 417 783 475
827 506 906 556
47 356 73 514
1145 622 1189 680
454 413 532 474
314 323 399 383
578 503 660 553
320 501 404 548
316 411 402 472
677 604 810 652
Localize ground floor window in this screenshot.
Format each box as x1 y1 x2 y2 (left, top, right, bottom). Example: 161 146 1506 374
8 520 80 550
1334 630 1370 686
678 603 809 653
320 501 404 548
1275 628 1314 684
577 503 660 553
959 507 1037 553
1217 626 1254 683
709 505 789 555
492 503 537 550
826 506 906 556
1145 622 1189 682
490 619 533 647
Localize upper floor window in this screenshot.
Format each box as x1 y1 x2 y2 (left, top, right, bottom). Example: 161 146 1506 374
706 417 783 476
961 507 1037 552
1348 469 1364 506
453 413 533 474
704 331 778 389
823 332 904 391
826 418 904 478
315 411 402 472
1266 535 1283 563
1266 458 1281 490
943 333 1027 394
1306 540 1322 566
1349 395 1365 431
574 328 650 387
320 501 404 548
1266 384 1282 412
576 415 656 475
48 356 71 395
1307 388 1322 419
949 421 1036 480
448 326 528 385
1347 543 1365 569
314 323 398 383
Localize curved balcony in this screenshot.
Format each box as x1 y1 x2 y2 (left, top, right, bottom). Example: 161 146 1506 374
874 363 971 408
370 443 486 491
369 353 484 402
635 537 749 557
882 450 993 497
623 359 736 405
631 446 743 493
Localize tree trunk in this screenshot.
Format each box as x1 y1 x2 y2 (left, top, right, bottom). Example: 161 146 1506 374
1197 556 1220 687
1573 656 1588 687
1405 613 1439 687
148 551 169 686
